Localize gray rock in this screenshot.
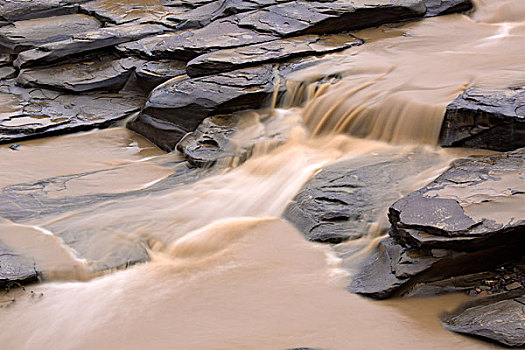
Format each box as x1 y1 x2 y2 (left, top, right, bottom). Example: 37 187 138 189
186 33 363 77
129 64 277 151
0 80 144 144
14 23 167 69
349 149 525 299
237 0 426 37
0 0 84 22
0 14 101 53
442 292 525 347
0 66 15 79
423 0 473 17
0 241 38 289
439 87 525 151
17 56 139 93
134 59 186 92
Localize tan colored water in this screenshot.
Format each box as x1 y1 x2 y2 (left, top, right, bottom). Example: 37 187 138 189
1 0 524 348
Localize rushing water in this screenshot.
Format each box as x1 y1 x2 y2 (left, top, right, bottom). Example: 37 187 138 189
1 0 524 348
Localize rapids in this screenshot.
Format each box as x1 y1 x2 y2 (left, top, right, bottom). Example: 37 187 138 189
1 0 524 349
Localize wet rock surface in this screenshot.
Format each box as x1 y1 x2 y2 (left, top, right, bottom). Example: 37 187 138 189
441 290 525 347
0 241 38 289
283 150 448 243
422 0 473 17
0 80 144 144
349 148 525 299
439 87 525 151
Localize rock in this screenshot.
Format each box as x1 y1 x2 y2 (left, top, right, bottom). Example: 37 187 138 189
14 23 167 69
0 241 38 289
0 0 83 22
422 0 473 17
186 33 363 77
177 108 302 167
16 56 139 93
123 17 277 60
439 87 525 151
134 59 186 92
79 0 187 26
284 150 452 243
0 66 15 79
237 0 426 37
129 64 277 151
442 292 525 347
0 14 101 53
348 149 525 299
390 148 524 250
0 81 145 144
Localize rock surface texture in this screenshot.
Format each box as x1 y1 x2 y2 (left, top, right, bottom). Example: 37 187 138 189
439 87 525 151
349 148 525 299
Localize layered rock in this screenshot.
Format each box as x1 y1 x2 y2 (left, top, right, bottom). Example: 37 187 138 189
0 81 144 144
349 148 525 299
442 291 525 347
422 0 473 17
0 241 38 289
0 14 101 53
439 87 525 151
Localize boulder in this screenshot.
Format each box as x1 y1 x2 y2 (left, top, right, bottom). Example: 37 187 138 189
0 14 101 53
349 149 525 299
0 241 38 289
186 33 363 77
14 23 167 69
442 291 525 347
0 81 144 143
284 149 450 243
16 56 139 93
422 0 473 17
439 87 525 151
236 0 426 37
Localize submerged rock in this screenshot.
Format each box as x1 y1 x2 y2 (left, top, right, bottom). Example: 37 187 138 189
439 87 525 151
0 14 101 53
349 148 525 299
0 241 38 289
186 33 363 77
442 291 525 347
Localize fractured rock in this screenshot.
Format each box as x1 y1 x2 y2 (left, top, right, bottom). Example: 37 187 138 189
439 87 525 151
186 33 363 77
17 56 139 93
0 0 84 22
134 59 186 92
0 14 101 53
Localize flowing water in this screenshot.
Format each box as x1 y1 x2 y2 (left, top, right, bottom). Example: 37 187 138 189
1 0 524 348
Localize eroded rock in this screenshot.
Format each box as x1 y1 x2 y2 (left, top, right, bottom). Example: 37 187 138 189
186 33 363 77
0 0 83 22
0 14 101 53
0 241 38 289
439 87 525 151
422 0 473 17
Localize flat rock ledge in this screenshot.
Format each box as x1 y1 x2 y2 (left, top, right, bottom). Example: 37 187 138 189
439 87 525 151
349 148 525 299
441 290 525 347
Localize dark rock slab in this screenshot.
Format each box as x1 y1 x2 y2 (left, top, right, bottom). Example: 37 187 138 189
442 292 525 347
422 0 473 17
0 241 38 289
390 148 525 250
284 150 449 243
0 14 101 53
186 33 362 77
0 66 15 79
118 17 277 60
439 87 525 151
0 0 85 22
0 81 145 144
14 23 167 69
17 56 139 93
134 59 186 91
349 149 525 299
129 64 276 151
237 0 426 37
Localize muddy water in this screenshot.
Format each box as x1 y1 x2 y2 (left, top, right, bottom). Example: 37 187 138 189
1 0 524 349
